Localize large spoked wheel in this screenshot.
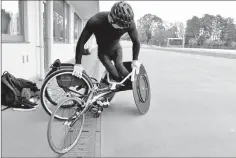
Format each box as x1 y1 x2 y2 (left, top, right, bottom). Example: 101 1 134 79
40 69 93 120
133 64 151 114
47 97 85 154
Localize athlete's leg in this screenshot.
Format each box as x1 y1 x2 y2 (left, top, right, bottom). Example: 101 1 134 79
113 47 130 79
98 52 122 82
112 48 133 89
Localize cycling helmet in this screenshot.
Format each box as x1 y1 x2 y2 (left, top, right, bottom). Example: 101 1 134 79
109 1 134 28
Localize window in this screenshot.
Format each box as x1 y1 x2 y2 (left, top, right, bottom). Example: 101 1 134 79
1 1 25 42
53 0 69 43
74 13 82 43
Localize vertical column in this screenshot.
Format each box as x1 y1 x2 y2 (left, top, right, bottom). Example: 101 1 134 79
47 0 53 65
79 17 82 36
69 6 74 44
39 0 45 80
35 1 40 78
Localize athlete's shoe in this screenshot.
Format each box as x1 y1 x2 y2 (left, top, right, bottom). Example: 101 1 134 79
12 105 36 112
12 98 38 111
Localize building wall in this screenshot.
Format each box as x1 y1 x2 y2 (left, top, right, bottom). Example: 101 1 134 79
2 1 38 79
2 1 98 80
51 44 75 63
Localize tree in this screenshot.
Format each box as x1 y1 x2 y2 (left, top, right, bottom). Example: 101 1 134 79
137 14 163 44
185 14 236 49
174 22 185 38
185 16 201 45
223 18 236 45
214 14 225 40
152 29 166 46
152 25 177 46
189 38 198 48
200 14 215 38
173 22 185 47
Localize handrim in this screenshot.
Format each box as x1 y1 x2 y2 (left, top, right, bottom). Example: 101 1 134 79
40 69 93 120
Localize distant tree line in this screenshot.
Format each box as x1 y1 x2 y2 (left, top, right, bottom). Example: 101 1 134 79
185 14 236 49
121 13 236 50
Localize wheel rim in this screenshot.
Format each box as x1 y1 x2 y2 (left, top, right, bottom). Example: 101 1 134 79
132 65 151 114
42 71 92 120
136 75 149 103
48 98 85 154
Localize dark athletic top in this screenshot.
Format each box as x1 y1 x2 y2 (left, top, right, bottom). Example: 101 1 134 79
75 11 140 64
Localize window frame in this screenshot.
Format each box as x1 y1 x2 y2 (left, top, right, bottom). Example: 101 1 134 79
74 13 82 44
1 1 27 43
53 0 70 43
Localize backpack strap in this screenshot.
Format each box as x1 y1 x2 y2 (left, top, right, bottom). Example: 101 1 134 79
1 76 19 99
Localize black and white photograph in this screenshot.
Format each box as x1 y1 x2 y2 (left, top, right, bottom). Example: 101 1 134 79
1 0 236 157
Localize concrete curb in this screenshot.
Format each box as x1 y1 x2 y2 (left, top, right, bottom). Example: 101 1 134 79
120 41 236 60
146 46 236 59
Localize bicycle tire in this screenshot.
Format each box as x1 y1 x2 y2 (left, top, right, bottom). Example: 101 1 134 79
47 97 85 154
40 69 93 120
133 64 151 114
45 87 57 105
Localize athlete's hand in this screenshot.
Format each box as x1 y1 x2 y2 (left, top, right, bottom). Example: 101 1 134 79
131 60 141 74
72 64 84 78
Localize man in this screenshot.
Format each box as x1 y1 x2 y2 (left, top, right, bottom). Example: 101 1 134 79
72 1 141 101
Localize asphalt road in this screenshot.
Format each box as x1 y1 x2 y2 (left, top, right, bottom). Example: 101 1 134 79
101 47 236 157
1 45 236 157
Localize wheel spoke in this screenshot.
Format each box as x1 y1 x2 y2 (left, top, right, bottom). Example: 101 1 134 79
42 70 91 120
48 97 85 154
60 127 68 150
47 87 65 93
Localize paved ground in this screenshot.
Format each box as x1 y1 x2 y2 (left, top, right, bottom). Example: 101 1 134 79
1 57 101 157
101 47 236 157
1 82 101 157
2 43 236 157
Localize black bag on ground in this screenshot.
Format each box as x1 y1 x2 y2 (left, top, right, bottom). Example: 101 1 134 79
1 71 39 110
1 72 21 108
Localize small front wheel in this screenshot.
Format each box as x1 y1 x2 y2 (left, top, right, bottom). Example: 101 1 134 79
47 97 85 154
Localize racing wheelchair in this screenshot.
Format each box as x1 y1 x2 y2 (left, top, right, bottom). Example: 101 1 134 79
40 59 151 154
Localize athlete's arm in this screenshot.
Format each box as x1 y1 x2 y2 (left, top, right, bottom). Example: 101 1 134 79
75 20 94 64
128 22 140 61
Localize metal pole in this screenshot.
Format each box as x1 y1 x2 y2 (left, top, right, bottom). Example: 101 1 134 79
39 1 45 80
